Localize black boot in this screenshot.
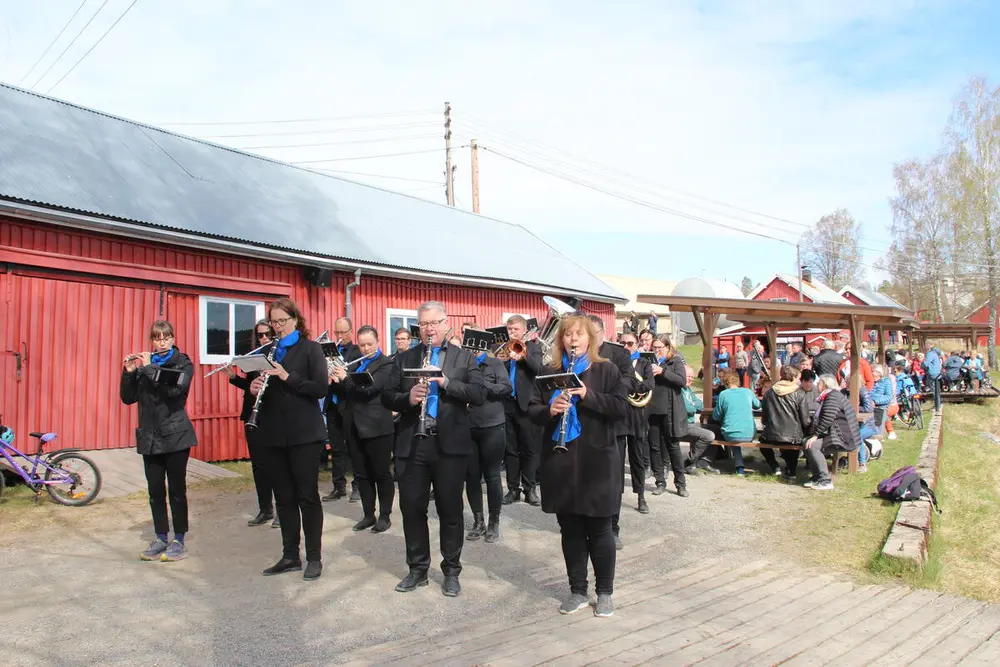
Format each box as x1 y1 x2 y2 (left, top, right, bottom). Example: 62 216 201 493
467 512 485 541
484 512 501 543
248 510 274 526
637 493 649 514
349 480 361 503
502 488 521 505
525 486 541 506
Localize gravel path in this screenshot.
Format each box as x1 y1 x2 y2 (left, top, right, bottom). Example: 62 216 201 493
0 467 800 667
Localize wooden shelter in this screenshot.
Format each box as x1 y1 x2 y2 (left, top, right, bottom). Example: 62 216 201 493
913 323 985 353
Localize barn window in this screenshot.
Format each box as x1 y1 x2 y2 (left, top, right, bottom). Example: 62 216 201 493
199 296 266 365
386 308 418 354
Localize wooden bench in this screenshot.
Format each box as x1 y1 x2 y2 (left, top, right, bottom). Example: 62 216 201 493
703 440 858 475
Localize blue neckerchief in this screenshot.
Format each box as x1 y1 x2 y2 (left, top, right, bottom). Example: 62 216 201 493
630 349 640 361
657 356 666 365
508 358 517 398
274 330 300 363
548 352 591 443
356 349 381 373
427 346 441 418
476 351 487 365
151 348 175 366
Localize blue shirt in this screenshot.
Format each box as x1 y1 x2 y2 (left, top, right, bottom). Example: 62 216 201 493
712 388 760 442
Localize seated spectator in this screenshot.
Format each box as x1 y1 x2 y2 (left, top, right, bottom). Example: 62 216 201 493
799 369 820 417
944 350 964 389
870 365 895 440
761 365 811 477
680 365 719 476
803 374 862 490
711 369 761 476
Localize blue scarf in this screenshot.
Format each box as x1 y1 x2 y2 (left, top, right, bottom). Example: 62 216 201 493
630 349 640 361
508 358 518 398
476 351 487 365
427 346 442 418
273 330 300 363
548 352 591 443
151 348 175 366
657 356 666 365
356 349 381 373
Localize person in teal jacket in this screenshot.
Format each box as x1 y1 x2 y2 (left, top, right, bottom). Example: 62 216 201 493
712 370 760 475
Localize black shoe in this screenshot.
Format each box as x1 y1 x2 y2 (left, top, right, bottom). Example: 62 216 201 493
698 463 722 475
684 465 700 476
349 483 361 503
525 487 541 507
677 486 690 498
502 489 521 505
651 483 666 496
395 572 429 592
248 510 274 526
442 575 461 597
372 515 391 533
322 488 346 502
262 558 302 576
467 512 485 541
484 513 501 543
303 560 322 581
353 515 376 531
637 496 650 514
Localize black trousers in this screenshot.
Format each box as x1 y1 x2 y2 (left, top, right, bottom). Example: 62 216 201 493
245 432 274 514
397 444 467 577
648 416 687 488
327 408 354 490
557 514 616 596
466 423 506 515
350 429 394 518
504 405 541 492
143 448 190 536
257 441 324 562
619 434 648 494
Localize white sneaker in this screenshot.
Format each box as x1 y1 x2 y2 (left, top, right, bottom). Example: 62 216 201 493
803 480 817 488
888 432 898 440
811 481 834 491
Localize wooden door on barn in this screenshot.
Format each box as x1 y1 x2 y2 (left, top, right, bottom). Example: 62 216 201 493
0 272 159 451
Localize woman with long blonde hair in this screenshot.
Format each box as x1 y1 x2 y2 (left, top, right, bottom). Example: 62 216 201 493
528 313 629 618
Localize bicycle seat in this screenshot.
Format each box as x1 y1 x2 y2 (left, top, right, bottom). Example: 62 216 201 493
29 432 58 443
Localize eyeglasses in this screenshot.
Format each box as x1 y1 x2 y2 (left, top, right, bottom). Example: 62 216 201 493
151 335 174 342
334 329 351 335
418 317 446 328
269 317 292 327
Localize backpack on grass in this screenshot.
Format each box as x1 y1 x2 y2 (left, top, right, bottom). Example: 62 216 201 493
875 466 941 513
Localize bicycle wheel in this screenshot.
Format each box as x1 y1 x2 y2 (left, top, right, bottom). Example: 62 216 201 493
912 397 924 430
44 453 102 506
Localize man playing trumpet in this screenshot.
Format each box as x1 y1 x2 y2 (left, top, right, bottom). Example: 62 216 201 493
501 315 545 506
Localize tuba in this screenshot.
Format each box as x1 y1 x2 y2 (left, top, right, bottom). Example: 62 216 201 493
536 296 578 365
628 363 652 408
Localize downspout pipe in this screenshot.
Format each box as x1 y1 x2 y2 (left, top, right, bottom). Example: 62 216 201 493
345 269 362 322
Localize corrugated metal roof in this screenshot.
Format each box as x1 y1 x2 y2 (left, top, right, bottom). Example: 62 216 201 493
748 273 851 305
840 286 908 310
0 83 623 302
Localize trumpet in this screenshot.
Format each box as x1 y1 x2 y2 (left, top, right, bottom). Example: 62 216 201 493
494 338 527 361
203 341 272 378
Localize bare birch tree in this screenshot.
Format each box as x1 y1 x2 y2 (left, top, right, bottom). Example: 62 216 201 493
800 209 865 291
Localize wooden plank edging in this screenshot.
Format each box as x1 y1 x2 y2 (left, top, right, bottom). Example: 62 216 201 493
880 409 943 564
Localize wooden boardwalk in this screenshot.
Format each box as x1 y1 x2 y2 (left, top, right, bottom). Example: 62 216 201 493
76 447 238 498
344 558 1000 667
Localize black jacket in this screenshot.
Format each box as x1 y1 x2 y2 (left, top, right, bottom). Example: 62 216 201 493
527 360 629 516
626 356 655 438
505 339 544 412
382 342 486 458
120 348 197 456
229 371 259 423
247 338 329 448
323 341 361 413
600 341 635 437
648 353 688 439
471 356 512 428
330 352 395 440
813 350 844 378
810 389 860 451
761 381 811 445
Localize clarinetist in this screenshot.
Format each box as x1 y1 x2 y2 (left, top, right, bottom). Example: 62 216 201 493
248 298 328 581
381 301 485 597
528 313 628 618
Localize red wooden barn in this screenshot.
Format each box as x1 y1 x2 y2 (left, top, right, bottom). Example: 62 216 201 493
965 301 998 347
0 85 624 462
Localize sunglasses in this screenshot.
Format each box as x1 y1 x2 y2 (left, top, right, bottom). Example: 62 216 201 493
256 331 271 338
623 341 637 347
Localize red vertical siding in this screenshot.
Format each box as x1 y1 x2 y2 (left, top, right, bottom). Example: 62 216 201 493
1 217 615 461
753 278 812 303
967 303 996 347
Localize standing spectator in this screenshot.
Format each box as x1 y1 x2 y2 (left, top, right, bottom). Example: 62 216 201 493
716 346 731 372
711 369 760 476
734 342 749 387
748 340 766 391
647 335 689 498
647 311 658 334
922 347 943 412
628 311 639 335
812 340 844 377
785 343 806 369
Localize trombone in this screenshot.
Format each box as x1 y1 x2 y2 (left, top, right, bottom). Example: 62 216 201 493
203 341 272 378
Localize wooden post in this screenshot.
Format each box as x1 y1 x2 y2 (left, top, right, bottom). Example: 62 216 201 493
847 315 864 474
765 322 779 380
877 325 885 364
471 139 480 214
971 328 979 353
692 308 719 412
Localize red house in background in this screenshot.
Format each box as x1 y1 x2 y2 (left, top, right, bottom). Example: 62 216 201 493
0 84 623 461
966 301 998 347
839 285 909 344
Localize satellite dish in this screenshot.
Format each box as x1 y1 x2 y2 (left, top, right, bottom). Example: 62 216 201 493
670 278 745 335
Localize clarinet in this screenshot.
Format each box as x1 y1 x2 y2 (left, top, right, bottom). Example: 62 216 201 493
414 340 435 440
246 334 280 430
554 348 578 452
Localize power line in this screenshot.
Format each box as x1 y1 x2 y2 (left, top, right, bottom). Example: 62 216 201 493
305 168 443 185
17 0 89 86
196 121 438 140
290 147 454 163
157 109 438 127
234 134 441 150
45 0 142 94
28 0 110 90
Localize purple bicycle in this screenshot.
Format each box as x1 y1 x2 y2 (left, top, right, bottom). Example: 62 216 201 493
0 416 102 506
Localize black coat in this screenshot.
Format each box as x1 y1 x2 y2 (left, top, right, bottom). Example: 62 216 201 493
648 353 688 439
600 341 635 437
382 343 486 458
323 341 361 413
626 356 655 438
505 339 544 412
247 339 329 448
120 348 197 456
471 356 512 428
527 360 629 516
330 352 395 440
229 371 259 423
761 382 811 445
810 389 860 451
813 350 844 378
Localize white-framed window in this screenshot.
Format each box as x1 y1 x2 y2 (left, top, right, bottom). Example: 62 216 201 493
386 308 419 354
199 296 266 365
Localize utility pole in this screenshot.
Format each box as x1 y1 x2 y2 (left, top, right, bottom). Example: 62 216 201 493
471 139 480 213
797 242 803 302
444 102 455 206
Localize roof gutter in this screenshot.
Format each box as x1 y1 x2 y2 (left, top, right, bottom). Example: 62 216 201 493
0 200 627 304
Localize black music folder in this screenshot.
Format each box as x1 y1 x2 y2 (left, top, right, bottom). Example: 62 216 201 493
409 324 421 339
462 328 495 352
349 371 374 387
639 352 658 363
151 367 186 386
535 372 583 392
403 366 443 380
486 326 509 344
526 317 540 332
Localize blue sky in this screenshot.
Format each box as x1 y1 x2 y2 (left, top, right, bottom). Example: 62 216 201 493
1 0 998 290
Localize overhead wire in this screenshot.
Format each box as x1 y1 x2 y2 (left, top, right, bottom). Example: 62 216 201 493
157 109 438 127
45 0 142 93
196 121 438 140
290 147 457 163
17 0 89 86
303 168 443 185
28 0 110 90
235 134 441 150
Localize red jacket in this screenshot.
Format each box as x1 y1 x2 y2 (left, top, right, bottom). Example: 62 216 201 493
838 357 874 391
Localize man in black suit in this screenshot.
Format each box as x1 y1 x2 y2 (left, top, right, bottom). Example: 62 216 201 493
501 315 545 506
588 314 635 550
323 317 361 502
382 301 486 597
